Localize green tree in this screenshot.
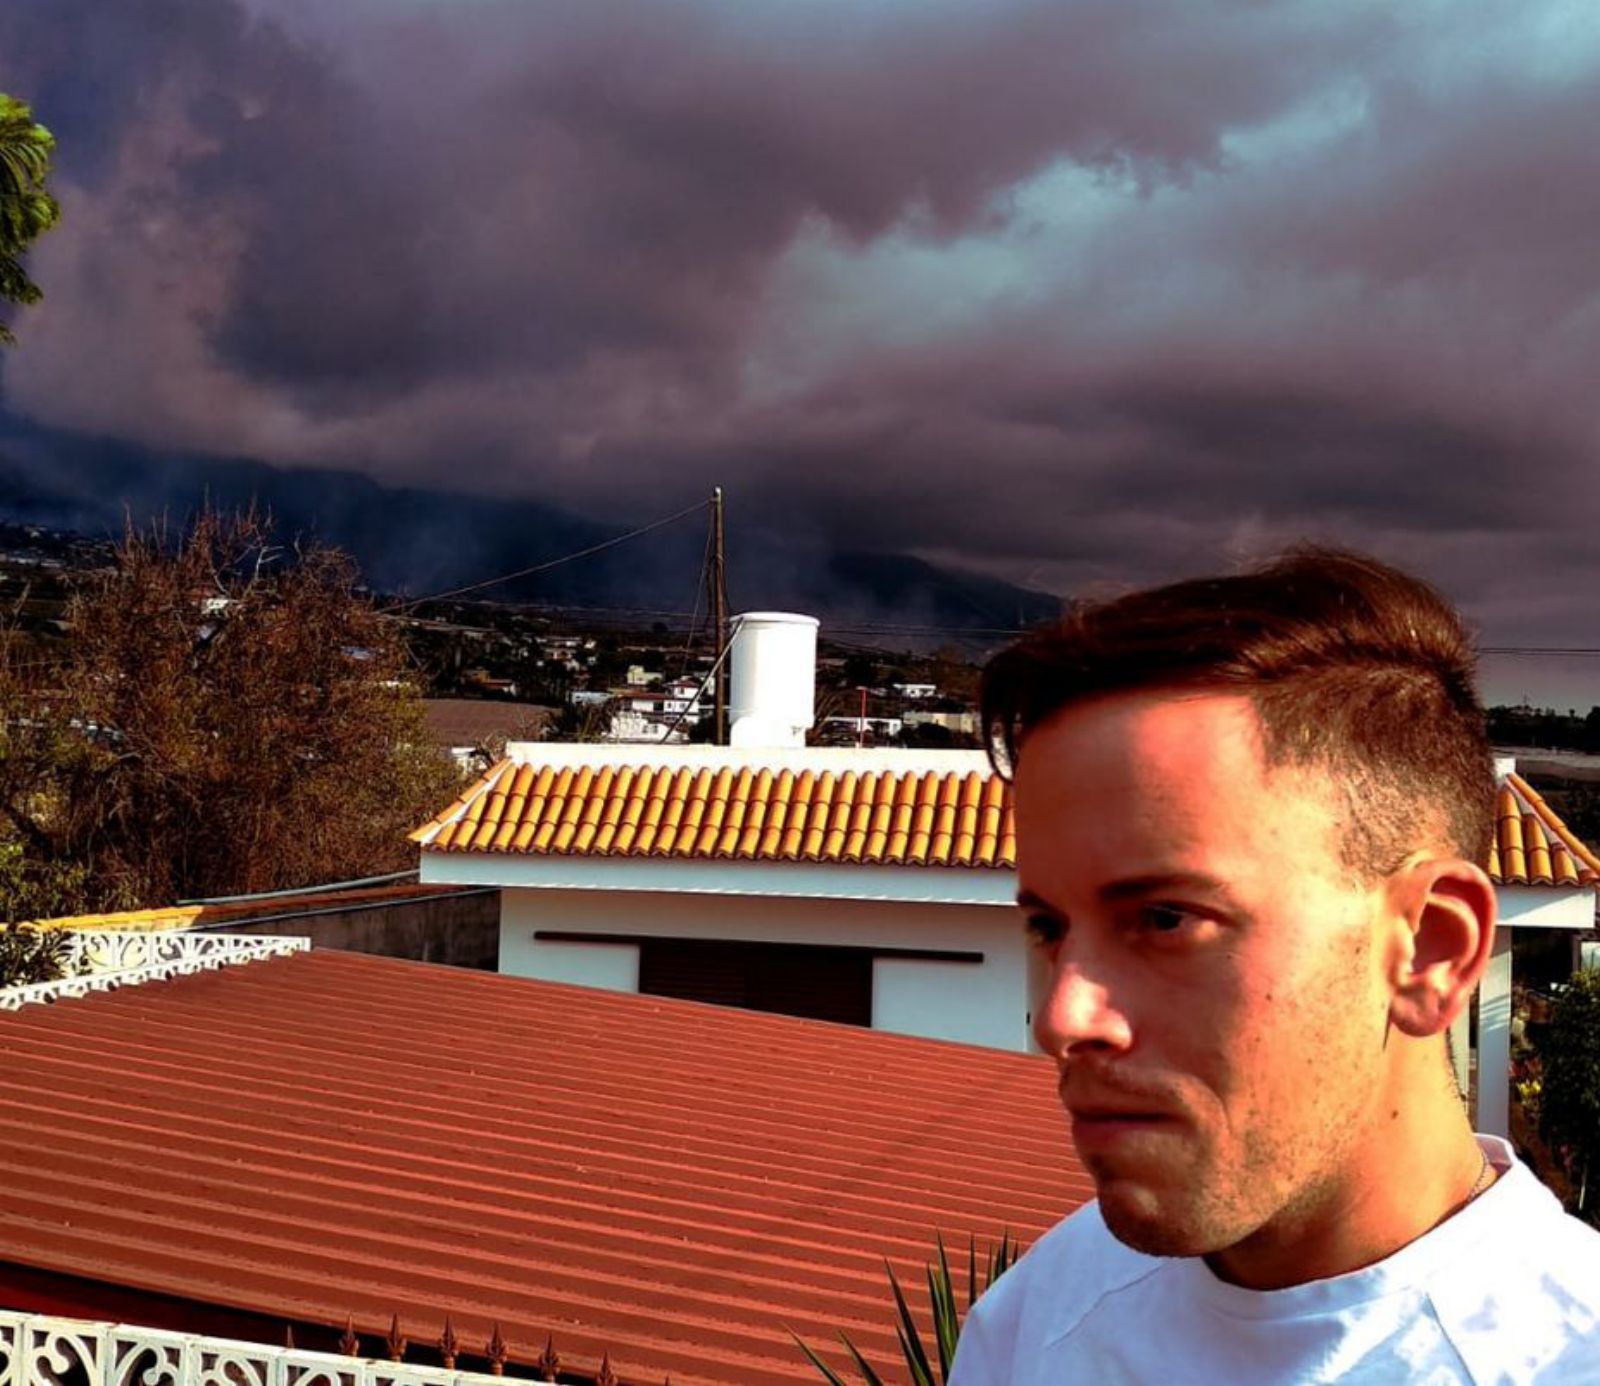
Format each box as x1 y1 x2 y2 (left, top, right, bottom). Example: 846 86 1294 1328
0 93 60 345
1540 968 1600 1224
0 507 460 917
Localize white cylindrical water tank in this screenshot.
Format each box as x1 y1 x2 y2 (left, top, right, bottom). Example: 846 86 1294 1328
728 611 819 748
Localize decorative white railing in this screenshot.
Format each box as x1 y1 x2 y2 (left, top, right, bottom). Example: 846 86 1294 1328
0 1313 517 1386
0 932 309 1011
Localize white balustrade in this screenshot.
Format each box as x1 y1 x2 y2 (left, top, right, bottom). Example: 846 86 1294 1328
0 932 310 1010
0 1313 506 1386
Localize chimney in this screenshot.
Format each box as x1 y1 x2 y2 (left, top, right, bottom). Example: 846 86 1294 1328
728 612 818 748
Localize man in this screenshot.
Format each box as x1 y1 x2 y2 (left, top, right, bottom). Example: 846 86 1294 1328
950 549 1600 1384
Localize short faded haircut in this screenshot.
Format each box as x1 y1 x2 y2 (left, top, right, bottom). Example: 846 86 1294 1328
981 547 1496 877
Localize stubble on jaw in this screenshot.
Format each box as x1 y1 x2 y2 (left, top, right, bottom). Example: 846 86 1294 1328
1090 926 1384 1263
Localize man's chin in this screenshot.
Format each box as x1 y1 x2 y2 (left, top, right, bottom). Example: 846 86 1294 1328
1095 1178 1231 1259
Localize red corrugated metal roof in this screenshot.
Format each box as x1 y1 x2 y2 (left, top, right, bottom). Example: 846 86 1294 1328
0 951 1084 1386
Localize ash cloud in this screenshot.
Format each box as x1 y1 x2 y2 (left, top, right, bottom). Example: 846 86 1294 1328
2 0 1600 654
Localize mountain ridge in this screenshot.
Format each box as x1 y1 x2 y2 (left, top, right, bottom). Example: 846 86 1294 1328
0 410 1061 638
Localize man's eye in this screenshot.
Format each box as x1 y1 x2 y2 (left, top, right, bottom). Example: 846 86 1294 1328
1140 904 1197 933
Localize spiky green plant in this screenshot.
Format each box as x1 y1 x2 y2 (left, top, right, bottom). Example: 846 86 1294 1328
794 1231 1021 1386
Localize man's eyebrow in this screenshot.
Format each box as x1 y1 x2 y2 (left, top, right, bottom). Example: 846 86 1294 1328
1016 874 1241 916
1096 871 1237 905
1014 888 1060 914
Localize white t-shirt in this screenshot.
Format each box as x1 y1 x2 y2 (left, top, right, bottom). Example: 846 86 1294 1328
950 1137 1600 1385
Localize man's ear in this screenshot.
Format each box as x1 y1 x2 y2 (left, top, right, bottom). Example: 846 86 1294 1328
1387 859 1497 1039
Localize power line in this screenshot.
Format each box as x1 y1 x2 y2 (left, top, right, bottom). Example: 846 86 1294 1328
381 498 710 613
1480 648 1600 658
379 579 1600 657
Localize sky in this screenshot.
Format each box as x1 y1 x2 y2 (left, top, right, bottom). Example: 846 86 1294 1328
2 0 1600 703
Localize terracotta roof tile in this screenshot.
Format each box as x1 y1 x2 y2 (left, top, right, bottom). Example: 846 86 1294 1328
415 757 1018 869
1490 773 1600 886
0 951 1080 1386
416 757 1600 888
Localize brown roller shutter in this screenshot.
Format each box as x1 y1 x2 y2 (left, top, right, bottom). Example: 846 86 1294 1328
638 939 873 1027
638 937 750 1009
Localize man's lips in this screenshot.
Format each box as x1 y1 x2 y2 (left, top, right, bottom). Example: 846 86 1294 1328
1068 1104 1176 1120
1067 1107 1180 1151
1062 1085 1186 1152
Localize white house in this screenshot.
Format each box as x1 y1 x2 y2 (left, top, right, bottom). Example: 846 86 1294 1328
415 742 1029 1051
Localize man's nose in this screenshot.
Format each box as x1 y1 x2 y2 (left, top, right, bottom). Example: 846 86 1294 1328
1032 958 1134 1057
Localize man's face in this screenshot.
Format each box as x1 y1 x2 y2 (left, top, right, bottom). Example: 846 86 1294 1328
1015 690 1397 1259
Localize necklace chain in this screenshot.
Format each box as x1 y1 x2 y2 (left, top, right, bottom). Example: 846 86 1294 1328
1465 1148 1493 1203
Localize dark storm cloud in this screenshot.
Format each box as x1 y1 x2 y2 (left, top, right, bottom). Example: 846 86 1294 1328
184 0 1380 402
4 0 1600 650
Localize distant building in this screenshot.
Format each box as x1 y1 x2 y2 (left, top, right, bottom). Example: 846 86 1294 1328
605 709 686 744
461 668 519 698
905 709 981 736
821 713 904 740
422 697 553 772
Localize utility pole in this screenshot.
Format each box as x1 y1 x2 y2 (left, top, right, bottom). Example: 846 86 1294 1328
709 486 729 744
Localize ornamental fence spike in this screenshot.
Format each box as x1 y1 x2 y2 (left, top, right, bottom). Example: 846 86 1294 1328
440 1314 460 1370
536 1334 561 1382
284 1326 295 1352
486 1322 509 1377
595 1352 618 1386
340 1316 360 1357
387 1314 407 1362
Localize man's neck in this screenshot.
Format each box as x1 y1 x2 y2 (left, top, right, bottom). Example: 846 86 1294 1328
1204 1075 1488 1291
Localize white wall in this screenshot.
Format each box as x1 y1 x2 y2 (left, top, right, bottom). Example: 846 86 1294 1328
498 887 1030 1052
1496 886 1594 930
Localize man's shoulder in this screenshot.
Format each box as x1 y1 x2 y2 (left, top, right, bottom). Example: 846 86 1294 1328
953 1201 1165 1378
1428 1166 1600 1382
1470 1162 1600 1282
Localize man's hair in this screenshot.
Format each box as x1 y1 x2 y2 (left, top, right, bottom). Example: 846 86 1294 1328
982 547 1496 877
